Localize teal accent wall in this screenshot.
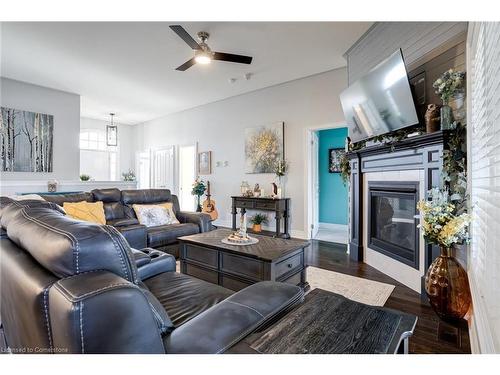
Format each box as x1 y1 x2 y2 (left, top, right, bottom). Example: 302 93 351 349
318 127 348 225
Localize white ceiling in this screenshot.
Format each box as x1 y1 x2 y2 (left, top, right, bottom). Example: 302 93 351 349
1 22 372 125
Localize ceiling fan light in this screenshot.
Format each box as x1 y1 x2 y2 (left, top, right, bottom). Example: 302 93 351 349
195 53 211 65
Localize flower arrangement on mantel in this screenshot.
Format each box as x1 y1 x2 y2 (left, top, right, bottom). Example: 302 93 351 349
417 188 471 248
432 69 466 105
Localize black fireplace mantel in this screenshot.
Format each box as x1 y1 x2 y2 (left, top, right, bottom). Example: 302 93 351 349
347 130 449 296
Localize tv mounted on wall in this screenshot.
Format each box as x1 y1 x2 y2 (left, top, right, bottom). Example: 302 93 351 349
340 49 419 143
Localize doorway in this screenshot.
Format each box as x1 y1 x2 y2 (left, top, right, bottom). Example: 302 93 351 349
306 124 349 245
178 144 197 211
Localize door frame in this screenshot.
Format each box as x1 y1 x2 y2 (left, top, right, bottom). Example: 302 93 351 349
177 142 198 211
304 121 347 240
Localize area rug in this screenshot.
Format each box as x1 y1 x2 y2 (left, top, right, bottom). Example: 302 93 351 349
306 266 395 306
175 262 394 306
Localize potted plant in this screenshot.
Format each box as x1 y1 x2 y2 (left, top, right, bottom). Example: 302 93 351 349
122 170 136 181
191 177 206 212
80 174 91 181
417 188 472 322
250 213 268 233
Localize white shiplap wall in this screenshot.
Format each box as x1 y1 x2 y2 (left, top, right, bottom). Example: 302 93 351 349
467 22 500 354
345 22 468 84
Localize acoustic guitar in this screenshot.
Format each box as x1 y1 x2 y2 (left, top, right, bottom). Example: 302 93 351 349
202 181 218 221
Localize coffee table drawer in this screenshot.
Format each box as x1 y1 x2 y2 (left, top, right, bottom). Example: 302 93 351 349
221 252 263 280
275 253 303 279
184 262 219 284
221 274 252 292
184 244 218 268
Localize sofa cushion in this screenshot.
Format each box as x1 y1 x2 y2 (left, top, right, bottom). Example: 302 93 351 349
133 203 180 227
40 192 94 206
144 271 233 326
122 189 172 205
4 205 139 283
63 201 107 225
107 217 139 227
91 188 121 203
147 223 199 248
91 189 125 221
121 189 181 218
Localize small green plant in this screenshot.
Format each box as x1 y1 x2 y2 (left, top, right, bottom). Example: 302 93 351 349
250 213 268 225
122 170 136 181
80 174 91 181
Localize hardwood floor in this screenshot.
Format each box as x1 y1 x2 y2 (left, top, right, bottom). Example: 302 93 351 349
307 240 471 354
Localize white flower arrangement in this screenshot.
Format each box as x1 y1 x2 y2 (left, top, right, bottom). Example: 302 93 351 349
432 69 465 104
417 188 471 248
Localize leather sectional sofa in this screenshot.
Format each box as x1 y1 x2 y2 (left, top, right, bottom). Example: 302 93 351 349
40 188 212 257
0 199 304 354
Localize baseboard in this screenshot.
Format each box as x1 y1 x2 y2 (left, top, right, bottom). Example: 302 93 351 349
468 269 496 353
318 222 348 231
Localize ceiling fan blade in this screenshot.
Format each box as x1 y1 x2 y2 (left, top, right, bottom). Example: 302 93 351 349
169 25 202 50
213 52 253 65
175 58 196 71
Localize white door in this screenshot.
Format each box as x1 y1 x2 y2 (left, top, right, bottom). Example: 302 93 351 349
179 144 197 211
136 151 151 189
152 147 175 190
311 131 320 238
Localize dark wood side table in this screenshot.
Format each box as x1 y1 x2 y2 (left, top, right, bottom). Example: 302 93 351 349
231 196 290 239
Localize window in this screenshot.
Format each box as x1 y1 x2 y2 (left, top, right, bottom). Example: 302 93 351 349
79 130 118 181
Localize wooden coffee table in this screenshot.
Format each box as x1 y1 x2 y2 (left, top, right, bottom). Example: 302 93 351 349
178 228 310 291
228 288 418 354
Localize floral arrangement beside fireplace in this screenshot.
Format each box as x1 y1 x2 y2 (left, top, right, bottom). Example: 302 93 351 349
417 188 472 322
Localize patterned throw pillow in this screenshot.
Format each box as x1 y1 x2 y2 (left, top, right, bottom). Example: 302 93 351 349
132 203 180 227
63 201 106 225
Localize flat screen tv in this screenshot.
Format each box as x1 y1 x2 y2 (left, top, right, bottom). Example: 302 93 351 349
340 49 419 143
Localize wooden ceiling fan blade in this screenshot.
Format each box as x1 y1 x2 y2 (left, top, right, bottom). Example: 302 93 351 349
175 58 196 71
213 52 253 64
169 25 202 50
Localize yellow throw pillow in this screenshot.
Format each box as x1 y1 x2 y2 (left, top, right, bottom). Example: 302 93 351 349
63 201 106 225
132 202 180 227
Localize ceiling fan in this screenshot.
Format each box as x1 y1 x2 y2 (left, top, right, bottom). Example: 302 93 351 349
169 25 253 71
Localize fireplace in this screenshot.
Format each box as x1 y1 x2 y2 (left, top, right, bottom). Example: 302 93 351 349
368 181 420 269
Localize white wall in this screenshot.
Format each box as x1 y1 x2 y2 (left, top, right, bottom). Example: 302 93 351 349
80 117 135 177
135 68 348 237
0 77 80 181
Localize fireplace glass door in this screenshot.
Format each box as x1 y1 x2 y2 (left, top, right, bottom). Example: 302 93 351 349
368 182 419 269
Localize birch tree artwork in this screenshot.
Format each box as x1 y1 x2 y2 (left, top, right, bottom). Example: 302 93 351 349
0 107 54 172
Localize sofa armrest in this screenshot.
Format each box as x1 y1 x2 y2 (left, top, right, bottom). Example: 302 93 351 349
176 211 212 232
49 271 166 353
135 248 177 280
164 281 304 353
116 224 147 249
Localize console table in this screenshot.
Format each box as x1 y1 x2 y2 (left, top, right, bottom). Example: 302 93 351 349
231 196 290 239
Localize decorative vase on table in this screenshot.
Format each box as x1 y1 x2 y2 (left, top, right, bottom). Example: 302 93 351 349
196 196 202 212
425 245 472 323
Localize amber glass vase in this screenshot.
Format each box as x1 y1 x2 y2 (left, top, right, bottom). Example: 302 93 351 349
425 246 472 323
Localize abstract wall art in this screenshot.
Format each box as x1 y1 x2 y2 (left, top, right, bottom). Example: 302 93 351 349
245 122 284 174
